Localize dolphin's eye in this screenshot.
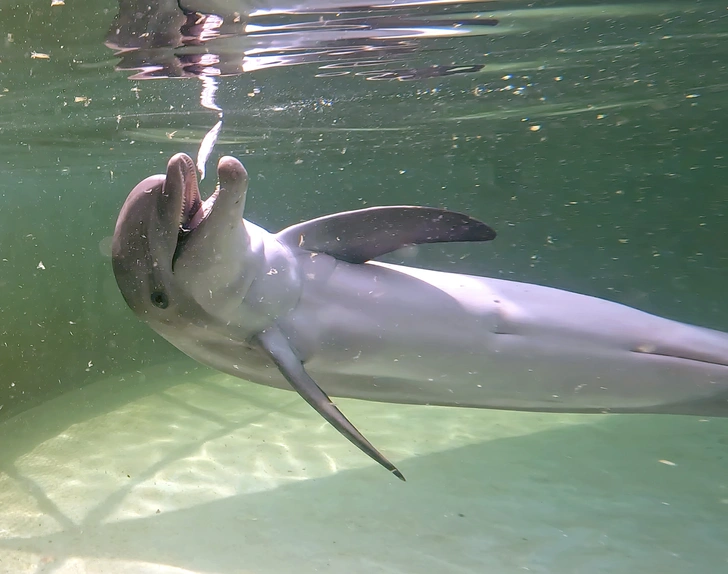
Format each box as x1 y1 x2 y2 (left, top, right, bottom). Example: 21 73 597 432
150 291 169 309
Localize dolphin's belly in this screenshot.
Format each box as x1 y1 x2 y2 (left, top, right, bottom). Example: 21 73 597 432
302 340 728 414
280 261 728 414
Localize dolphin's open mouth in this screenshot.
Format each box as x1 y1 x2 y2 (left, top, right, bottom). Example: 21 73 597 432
171 154 219 268
175 154 219 234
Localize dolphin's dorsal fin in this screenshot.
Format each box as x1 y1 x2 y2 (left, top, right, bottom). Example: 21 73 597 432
255 326 405 481
275 206 496 264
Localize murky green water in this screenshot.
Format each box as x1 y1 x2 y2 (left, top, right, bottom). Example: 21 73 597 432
1 0 727 572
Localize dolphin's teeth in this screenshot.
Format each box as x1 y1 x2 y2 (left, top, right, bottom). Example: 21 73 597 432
174 153 203 232
178 187 187 229
180 188 220 233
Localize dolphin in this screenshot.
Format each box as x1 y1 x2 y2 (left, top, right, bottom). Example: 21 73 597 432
112 153 728 480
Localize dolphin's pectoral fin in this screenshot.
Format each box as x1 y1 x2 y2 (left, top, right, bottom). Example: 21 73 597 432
255 327 405 481
275 206 496 264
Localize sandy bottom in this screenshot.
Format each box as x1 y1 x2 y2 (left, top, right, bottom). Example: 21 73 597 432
0 362 727 574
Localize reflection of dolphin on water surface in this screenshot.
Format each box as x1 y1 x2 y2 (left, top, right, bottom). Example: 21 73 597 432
105 0 497 79
112 154 728 480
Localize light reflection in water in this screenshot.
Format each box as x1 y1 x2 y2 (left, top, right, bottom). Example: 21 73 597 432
105 0 498 80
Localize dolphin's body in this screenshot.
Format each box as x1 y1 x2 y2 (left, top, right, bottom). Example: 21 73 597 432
112 154 728 479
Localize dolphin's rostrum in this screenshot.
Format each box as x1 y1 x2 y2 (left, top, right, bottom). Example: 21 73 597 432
112 154 728 480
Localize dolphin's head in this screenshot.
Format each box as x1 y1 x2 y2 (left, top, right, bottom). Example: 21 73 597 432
111 153 251 326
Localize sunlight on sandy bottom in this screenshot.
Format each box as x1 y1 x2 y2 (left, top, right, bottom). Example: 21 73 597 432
0 363 726 574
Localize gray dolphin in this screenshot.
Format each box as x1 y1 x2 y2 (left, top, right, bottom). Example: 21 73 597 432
112 153 728 480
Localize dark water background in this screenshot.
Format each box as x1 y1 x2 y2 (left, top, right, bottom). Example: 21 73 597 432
0 0 726 420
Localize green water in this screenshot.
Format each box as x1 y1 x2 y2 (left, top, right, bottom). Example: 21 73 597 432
0 0 727 572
